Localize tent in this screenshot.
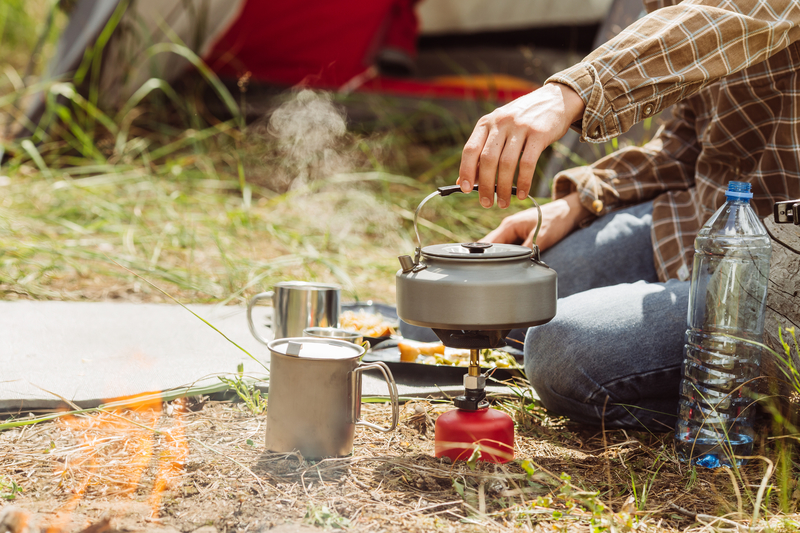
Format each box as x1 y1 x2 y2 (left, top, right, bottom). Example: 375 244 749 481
22 0 653 196
29 0 618 118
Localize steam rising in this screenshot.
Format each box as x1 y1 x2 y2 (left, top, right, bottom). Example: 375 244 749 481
267 90 348 189
263 89 401 248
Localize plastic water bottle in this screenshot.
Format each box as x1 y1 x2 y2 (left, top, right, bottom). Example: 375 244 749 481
674 181 772 468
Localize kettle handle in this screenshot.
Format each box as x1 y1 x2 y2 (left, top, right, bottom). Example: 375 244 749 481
410 184 543 264
351 361 399 433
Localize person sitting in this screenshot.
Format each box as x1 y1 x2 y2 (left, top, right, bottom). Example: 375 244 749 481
456 0 800 431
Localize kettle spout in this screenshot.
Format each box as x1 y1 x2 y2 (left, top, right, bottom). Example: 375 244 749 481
398 255 415 273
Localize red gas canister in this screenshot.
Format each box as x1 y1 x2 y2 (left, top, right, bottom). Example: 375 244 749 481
435 407 514 463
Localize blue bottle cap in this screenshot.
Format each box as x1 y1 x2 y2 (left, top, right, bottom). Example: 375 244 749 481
725 181 753 202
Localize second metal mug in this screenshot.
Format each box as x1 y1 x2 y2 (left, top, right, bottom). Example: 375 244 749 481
303 326 364 345
265 337 399 459
247 281 341 342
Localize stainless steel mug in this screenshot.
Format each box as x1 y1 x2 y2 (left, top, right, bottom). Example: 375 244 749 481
265 337 399 459
247 281 340 342
303 326 363 345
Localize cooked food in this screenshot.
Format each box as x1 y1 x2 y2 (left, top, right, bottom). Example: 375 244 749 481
339 310 397 338
398 340 445 362
395 340 521 369
398 342 421 362
479 349 522 369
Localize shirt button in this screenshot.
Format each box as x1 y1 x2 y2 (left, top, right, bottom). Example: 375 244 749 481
592 126 601 138
643 104 655 116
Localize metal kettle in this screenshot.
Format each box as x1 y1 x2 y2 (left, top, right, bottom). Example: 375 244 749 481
395 185 557 348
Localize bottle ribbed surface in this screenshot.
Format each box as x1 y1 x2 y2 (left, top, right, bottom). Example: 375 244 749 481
674 182 771 468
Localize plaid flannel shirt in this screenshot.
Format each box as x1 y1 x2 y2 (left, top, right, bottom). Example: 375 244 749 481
547 0 800 281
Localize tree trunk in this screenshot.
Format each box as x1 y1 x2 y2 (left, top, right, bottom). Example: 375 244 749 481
761 218 800 417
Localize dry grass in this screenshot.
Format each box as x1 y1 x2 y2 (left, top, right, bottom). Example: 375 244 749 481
2 395 799 532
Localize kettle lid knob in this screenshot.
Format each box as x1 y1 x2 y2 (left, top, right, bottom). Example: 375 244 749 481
461 242 492 254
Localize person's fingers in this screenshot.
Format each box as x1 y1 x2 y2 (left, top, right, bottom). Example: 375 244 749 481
526 226 557 250
478 227 509 244
522 230 534 248
482 209 540 244
477 129 504 208
480 225 514 244
516 138 542 200
523 224 547 249
458 123 489 193
496 133 524 209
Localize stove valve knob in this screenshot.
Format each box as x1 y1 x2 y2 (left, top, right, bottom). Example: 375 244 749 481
463 374 486 391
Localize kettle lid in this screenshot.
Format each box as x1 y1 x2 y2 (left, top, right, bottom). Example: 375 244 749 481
422 242 531 260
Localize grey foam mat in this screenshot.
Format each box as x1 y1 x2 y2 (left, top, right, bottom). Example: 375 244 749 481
0 301 513 413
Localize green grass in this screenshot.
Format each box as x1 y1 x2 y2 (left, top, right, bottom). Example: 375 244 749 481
0 2 527 305
0 134 523 303
0 474 22 500
0 0 64 76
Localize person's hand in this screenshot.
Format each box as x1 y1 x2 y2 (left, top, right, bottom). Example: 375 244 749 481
480 192 591 250
457 83 585 209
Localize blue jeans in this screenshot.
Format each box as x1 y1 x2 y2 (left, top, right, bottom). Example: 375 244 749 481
525 201 689 431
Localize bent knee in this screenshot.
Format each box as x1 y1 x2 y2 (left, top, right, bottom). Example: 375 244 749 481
523 321 584 410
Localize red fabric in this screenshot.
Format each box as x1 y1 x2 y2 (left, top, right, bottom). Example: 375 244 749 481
205 0 419 89
382 0 419 56
204 0 532 103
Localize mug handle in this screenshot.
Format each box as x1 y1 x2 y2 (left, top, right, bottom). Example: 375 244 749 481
351 361 399 433
246 291 274 345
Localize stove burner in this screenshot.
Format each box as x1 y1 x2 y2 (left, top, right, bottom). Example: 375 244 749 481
431 328 509 349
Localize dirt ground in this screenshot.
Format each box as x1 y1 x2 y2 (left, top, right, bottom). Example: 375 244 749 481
1 392 793 533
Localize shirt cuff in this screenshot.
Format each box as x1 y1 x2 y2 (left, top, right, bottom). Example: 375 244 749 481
547 61 672 144
546 63 619 144
552 166 621 218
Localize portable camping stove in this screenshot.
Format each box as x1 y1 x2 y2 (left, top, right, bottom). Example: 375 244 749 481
432 342 516 463
395 185 559 463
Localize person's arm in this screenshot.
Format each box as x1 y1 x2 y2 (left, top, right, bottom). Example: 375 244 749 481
554 99 700 218
459 0 800 208
552 0 800 144
481 100 700 246
479 191 591 250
